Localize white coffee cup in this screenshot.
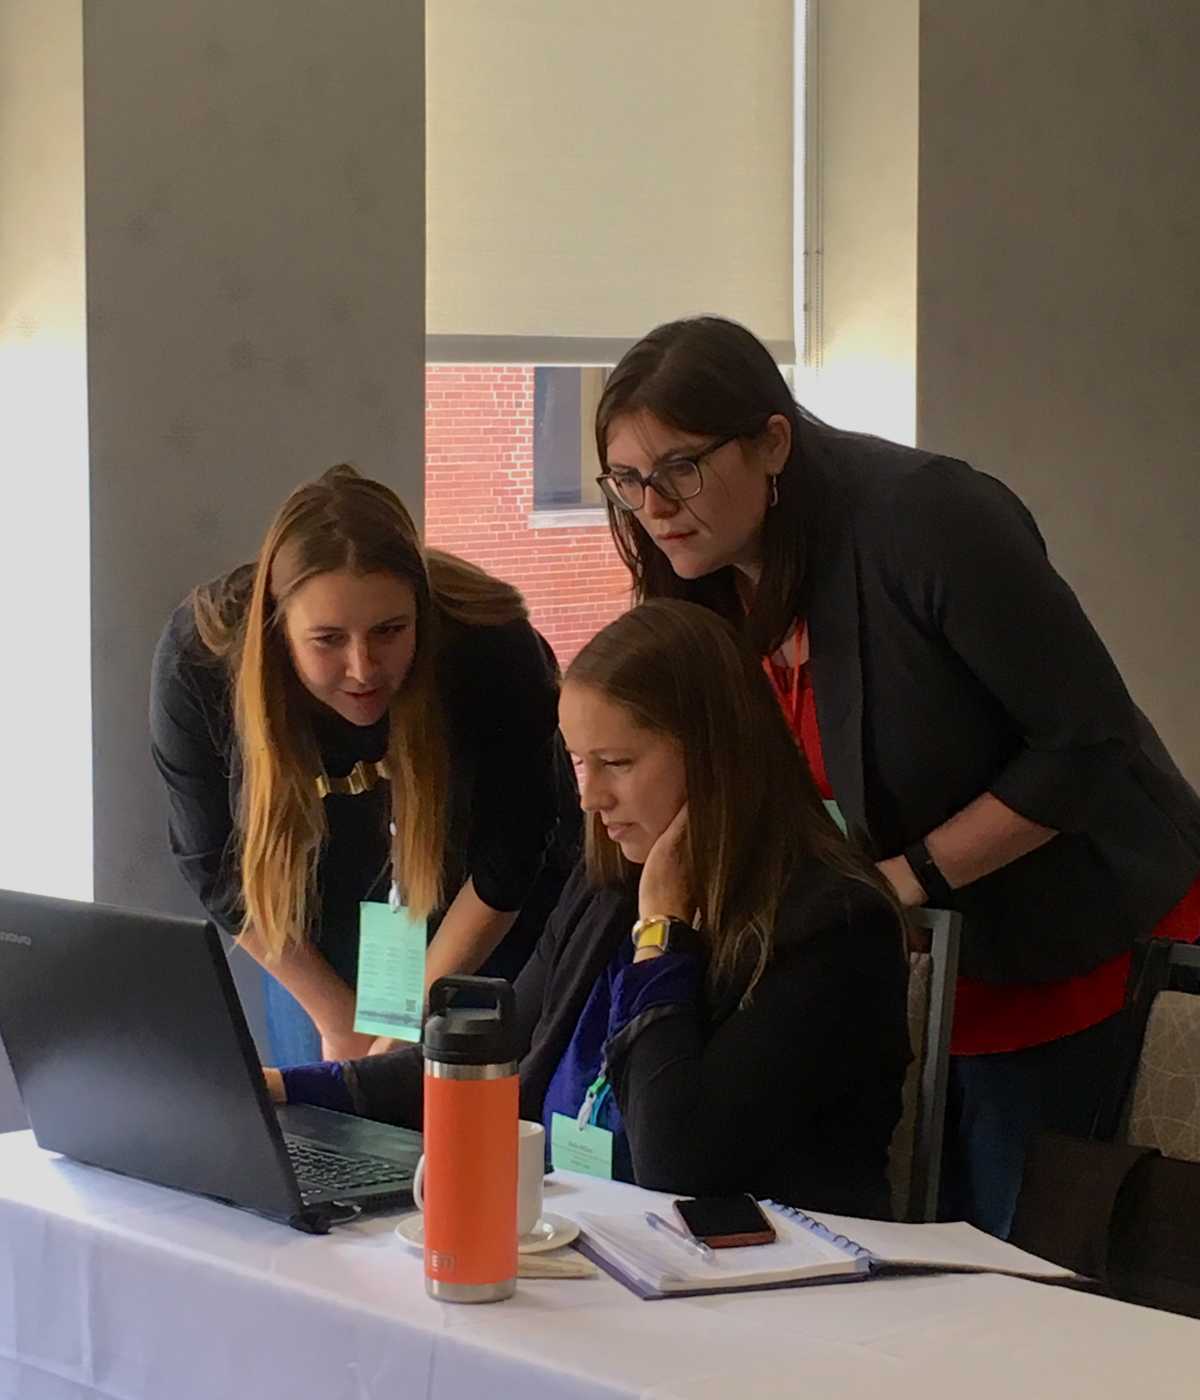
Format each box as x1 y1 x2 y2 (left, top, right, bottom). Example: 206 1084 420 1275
412 1118 546 1239
515 1119 546 1236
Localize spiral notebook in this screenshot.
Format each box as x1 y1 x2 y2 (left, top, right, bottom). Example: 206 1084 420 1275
576 1203 1076 1301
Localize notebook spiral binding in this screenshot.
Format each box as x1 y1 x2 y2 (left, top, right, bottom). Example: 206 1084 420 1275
765 1202 872 1263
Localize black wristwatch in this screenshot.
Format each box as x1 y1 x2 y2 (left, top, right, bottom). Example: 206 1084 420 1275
902 837 955 907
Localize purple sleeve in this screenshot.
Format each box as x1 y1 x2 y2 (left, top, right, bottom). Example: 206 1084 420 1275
606 953 700 1042
281 1060 356 1114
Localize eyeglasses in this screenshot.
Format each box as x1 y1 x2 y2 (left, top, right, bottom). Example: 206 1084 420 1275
596 433 739 512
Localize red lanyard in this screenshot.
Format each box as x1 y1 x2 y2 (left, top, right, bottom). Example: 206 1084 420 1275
764 626 806 731
765 654 801 729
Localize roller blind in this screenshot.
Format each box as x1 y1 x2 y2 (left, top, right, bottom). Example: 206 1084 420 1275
427 0 795 362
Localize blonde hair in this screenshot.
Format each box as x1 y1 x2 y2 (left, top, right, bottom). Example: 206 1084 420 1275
193 464 526 960
566 600 900 996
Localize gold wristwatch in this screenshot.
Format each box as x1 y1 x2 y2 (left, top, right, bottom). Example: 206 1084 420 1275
631 915 693 954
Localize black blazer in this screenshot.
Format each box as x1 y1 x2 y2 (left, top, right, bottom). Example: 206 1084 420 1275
804 429 1200 983
346 861 910 1218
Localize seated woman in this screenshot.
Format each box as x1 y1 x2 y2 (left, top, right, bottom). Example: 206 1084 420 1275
271 599 911 1217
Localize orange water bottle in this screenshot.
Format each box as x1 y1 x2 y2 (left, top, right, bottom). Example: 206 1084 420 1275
421 976 519 1303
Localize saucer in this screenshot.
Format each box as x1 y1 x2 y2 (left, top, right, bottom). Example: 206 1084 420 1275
394 1211 579 1255
517 1214 580 1252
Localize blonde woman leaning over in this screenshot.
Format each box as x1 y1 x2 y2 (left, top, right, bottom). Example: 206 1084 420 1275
274 601 910 1219
150 465 579 1066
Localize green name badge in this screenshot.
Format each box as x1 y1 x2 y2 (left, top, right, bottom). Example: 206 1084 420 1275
551 1112 614 1179
353 901 427 1042
824 799 848 835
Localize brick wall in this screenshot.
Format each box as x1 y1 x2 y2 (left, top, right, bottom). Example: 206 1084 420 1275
424 364 630 667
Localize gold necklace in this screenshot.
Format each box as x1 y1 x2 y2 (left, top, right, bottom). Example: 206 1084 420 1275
314 758 390 799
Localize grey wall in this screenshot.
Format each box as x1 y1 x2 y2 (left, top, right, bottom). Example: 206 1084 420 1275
918 0 1200 782
86 0 426 920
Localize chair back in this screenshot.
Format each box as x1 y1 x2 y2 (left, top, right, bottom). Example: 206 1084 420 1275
1125 943 1200 1163
1010 943 1200 1318
888 907 961 1222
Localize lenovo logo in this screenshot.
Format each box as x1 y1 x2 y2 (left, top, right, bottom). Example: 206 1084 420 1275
0 930 31 948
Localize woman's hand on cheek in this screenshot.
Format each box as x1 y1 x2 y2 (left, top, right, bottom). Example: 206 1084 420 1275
638 804 693 921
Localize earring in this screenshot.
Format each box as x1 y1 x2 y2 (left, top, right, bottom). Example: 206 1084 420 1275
768 475 780 508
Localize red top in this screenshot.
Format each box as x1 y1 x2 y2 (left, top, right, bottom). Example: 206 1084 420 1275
766 648 1200 1056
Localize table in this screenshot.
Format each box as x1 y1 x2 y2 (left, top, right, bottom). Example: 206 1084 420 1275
0 1131 1195 1400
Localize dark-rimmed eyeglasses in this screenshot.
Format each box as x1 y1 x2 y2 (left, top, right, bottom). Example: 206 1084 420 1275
596 433 739 512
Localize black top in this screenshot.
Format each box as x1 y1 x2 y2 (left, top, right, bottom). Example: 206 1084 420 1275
149 595 580 984
343 861 911 1218
797 428 1200 983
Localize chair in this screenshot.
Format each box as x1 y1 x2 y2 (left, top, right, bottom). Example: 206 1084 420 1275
1124 942 1200 1163
888 907 961 1222
1009 941 1200 1317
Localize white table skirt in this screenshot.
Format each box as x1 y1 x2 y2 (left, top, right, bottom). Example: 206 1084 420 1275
0 1130 1195 1400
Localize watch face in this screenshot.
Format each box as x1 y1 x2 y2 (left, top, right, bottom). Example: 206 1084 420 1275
634 918 670 951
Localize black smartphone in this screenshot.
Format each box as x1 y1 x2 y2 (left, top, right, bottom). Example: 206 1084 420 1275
673 1194 777 1249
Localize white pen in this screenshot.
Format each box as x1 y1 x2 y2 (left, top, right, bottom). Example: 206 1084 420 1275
643 1210 716 1262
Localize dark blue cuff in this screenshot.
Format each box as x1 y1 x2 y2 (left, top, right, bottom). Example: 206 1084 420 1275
280 1060 356 1115
607 952 700 1041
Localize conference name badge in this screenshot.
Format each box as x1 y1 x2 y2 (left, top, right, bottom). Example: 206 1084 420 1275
550 1113 614 1180
353 901 427 1042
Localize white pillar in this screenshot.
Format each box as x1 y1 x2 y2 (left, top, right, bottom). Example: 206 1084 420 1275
0 1 91 902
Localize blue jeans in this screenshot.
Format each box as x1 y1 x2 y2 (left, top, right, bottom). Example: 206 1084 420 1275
261 969 322 1067
939 1011 1127 1238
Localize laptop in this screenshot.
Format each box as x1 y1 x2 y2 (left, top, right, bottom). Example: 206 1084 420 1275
0 888 422 1233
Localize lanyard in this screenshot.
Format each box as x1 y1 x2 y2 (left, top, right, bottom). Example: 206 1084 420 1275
387 823 402 911
764 625 807 731
576 1069 610 1129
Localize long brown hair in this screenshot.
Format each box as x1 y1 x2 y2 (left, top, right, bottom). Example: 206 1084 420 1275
595 315 831 657
566 600 900 996
193 464 526 960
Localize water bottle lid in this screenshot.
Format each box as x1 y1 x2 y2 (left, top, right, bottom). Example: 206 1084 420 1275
423 975 519 1065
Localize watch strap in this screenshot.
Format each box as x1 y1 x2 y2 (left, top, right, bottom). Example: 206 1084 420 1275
902 837 954 907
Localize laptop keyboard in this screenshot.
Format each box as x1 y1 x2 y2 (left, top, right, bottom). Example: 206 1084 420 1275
284 1135 408 1201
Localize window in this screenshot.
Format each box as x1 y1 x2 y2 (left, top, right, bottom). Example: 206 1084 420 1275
424 3 803 665
424 363 630 667
532 367 607 513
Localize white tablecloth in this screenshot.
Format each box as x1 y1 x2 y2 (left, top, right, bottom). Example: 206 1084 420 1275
0 1130 1195 1400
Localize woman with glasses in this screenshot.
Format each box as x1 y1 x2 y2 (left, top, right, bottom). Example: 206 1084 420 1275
593 315 1200 1238
151 465 579 1067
